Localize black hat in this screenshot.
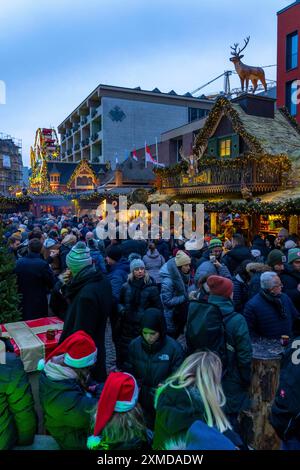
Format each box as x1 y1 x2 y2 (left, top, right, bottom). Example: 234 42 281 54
106 245 122 262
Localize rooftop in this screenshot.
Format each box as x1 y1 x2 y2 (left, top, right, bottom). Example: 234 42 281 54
277 0 300 15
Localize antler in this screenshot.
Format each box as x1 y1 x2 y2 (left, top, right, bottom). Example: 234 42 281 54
238 36 250 55
179 146 189 163
230 36 250 56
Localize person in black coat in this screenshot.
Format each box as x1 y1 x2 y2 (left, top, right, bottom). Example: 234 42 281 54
124 308 184 428
120 238 147 258
223 234 253 275
59 242 112 382
270 321 300 450
15 238 55 320
281 248 300 312
244 271 299 340
155 238 171 261
118 259 162 367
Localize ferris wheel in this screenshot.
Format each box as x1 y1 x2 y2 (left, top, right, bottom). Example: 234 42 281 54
30 127 60 191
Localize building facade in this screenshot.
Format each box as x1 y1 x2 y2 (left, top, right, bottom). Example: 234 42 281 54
58 85 213 168
0 133 23 194
277 0 300 121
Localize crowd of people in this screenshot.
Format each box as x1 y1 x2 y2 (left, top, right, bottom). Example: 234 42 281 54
1 212 300 450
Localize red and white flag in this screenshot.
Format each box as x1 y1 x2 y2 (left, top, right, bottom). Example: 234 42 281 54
145 143 165 167
132 149 138 161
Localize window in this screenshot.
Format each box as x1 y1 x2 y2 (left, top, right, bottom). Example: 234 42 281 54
286 32 298 71
219 138 231 157
286 81 298 116
188 108 208 123
176 139 183 162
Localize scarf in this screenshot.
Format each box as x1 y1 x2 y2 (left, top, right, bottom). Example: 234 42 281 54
260 289 287 320
44 354 79 381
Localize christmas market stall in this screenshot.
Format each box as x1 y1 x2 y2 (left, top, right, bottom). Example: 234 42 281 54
153 94 300 239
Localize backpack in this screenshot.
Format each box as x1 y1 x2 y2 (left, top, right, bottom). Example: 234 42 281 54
185 299 235 371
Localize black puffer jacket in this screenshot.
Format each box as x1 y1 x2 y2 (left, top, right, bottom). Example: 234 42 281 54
0 352 36 450
281 266 300 312
59 265 112 382
118 276 162 364
39 369 98 450
270 336 300 441
125 309 184 426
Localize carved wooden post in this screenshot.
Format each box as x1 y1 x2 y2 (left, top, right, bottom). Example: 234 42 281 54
244 340 282 450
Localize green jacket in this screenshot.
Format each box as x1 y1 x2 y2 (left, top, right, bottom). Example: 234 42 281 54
0 353 36 450
39 372 98 450
208 295 253 414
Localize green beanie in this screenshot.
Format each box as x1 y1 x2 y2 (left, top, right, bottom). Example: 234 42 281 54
288 248 300 264
209 238 222 251
66 241 92 276
267 249 285 268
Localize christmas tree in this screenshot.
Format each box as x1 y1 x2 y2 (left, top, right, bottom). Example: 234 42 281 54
0 224 21 324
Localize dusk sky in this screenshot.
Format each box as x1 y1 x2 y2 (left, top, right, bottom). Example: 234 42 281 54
0 0 290 165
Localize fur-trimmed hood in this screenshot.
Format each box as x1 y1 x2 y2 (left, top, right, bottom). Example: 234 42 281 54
246 263 271 274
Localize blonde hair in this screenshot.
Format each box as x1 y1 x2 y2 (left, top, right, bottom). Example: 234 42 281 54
98 404 148 448
155 352 231 434
128 270 151 284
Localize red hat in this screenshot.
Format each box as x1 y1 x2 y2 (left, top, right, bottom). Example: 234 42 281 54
37 330 97 370
207 275 233 298
87 372 139 449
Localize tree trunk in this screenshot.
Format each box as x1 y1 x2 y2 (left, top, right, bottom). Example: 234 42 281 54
244 340 282 450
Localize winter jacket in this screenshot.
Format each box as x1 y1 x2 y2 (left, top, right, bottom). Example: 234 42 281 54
153 384 207 450
59 265 112 381
270 336 300 441
160 258 192 336
281 266 300 312
143 250 165 284
118 277 162 364
156 239 171 261
39 366 98 450
125 335 184 426
0 352 36 450
208 295 252 414
243 291 299 339
15 252 55 320
59 244 71 272
232 274 249 313
223 246 253 275
106 258 130 304
89 248 106 273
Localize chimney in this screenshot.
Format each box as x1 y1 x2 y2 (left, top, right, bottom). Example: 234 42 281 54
115 166 123 186
231 94 275 118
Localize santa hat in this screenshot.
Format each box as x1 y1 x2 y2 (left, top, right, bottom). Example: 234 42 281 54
37 330 97 370
87 372 139 449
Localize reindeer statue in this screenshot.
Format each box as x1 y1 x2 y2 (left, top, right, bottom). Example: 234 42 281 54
230 37 267 93
179 143 206 178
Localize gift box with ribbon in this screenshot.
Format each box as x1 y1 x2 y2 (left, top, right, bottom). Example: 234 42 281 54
1 317 63 372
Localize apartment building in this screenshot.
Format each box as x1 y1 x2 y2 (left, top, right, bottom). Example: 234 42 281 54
57 84 213 167
0 133 23 194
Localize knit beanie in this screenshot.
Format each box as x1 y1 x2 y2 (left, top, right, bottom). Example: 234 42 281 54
209 238 223 251
267 249 285 268
288 248 300 264
66 241 92 276
175 250 191 267
278 228 289 239
37 330 97 371
43 238 57 249
130 258 145 272
285 240 297 250
62 234 77 247
106 245 122 262
87 372 139 449
60 228 69 236
207 275 233 298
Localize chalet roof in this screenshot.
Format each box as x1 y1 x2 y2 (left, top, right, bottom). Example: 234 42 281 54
46 161 107 185
232 104 300 159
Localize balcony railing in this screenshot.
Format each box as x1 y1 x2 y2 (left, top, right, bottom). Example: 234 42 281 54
91 133 99 142
80 117 88 126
